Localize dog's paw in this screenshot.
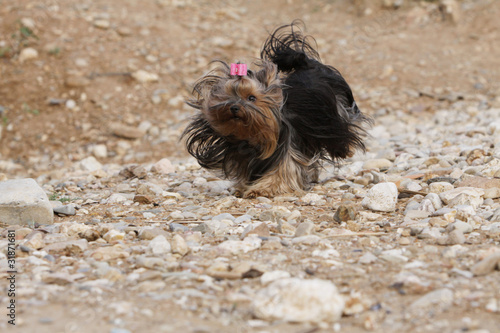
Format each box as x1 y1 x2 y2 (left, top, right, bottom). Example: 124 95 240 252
243 189 271 199
243 190 259 199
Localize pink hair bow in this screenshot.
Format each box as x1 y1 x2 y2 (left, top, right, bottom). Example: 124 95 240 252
230 63 247 76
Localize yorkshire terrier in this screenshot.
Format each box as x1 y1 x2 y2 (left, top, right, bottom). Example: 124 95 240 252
182 22 371 198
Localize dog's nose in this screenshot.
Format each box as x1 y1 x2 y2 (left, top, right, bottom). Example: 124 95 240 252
230 105 240 115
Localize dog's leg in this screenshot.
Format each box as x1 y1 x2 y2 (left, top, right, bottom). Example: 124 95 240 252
242 151 311 198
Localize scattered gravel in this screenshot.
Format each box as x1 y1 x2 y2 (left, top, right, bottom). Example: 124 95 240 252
0 1 499 332
2 101 499 331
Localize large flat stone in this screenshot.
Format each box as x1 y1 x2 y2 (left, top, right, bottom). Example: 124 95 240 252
455 176 500 189
0 178 53 225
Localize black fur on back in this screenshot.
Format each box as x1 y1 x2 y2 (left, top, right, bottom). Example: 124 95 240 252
261 21 371 161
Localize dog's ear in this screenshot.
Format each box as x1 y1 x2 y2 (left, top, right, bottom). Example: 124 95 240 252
254 61 280 89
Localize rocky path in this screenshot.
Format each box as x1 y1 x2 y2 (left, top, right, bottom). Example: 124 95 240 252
1 0 500 332
1 100 500 332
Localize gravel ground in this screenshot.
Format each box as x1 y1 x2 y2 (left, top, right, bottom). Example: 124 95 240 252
1 97 499 333
1 1 500 332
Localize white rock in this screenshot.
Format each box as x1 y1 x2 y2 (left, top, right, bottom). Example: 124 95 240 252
409 288 454 312
405 210 430 219
93 19 110 29
260 270 291 284
291 235 321 245
425 193 443 210
92 144 108 158
107 193 128 204
152 158 175 174
419 227 442 239
21 17 36 29
168 95 184 108
359 252 378 264
75 58 88 67
312 249 340 259
440 187 484 209
416 199 435 214
204 219 232 235
65 99 76 109
429 182 454 194
148 235 171 255
485 298 498 313
380 249 409 263
211 36 234 48
299 193 324 205
363 158 393 170
0 178 53 225
362 182 398 212
103 230 125 242
138 120 152 132
19 47 38 62
171 234 189 256
401 180 422 192
218 235 262 254
131 70 159 83
205 180 231 194
253 278 345 323
193 177 207 186
78 156 103 172
376 149 396 161
338 161 364 177
447 221 473 234
66 223 91 237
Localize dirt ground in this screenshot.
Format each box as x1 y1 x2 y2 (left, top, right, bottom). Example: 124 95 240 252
1 0 499 174
1 0 500 332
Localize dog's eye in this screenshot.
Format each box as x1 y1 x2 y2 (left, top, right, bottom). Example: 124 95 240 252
248 95 256 102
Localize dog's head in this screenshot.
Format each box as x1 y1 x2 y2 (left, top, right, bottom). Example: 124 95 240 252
187 60 283 159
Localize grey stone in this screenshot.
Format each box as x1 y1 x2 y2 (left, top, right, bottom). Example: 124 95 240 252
192 223 209 233
294 221 315 237
212 213 235 221
489 208 500 222
471 253 500 276
138 227 169 241
234 214 252 224
110 123 146 139
0 179 54 225
446 221 473 234
409 288 454 312
359 252 378 264
53 204 76 216
446 230 466 245
425 193 443 210
439 187 483 208
169 223 189 233
171 234 189 256
148 235 171 255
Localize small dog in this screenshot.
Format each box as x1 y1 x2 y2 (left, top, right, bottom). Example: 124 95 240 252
183 22 371 198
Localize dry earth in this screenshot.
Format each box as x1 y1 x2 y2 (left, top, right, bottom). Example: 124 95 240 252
1 0 500 332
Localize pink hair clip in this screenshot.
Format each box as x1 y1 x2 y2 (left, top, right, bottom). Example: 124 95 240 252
230 63 247 76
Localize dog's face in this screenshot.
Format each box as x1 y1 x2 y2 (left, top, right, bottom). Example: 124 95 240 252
189 61 283 159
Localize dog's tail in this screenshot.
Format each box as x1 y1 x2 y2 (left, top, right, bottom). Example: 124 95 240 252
260 21 319 73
